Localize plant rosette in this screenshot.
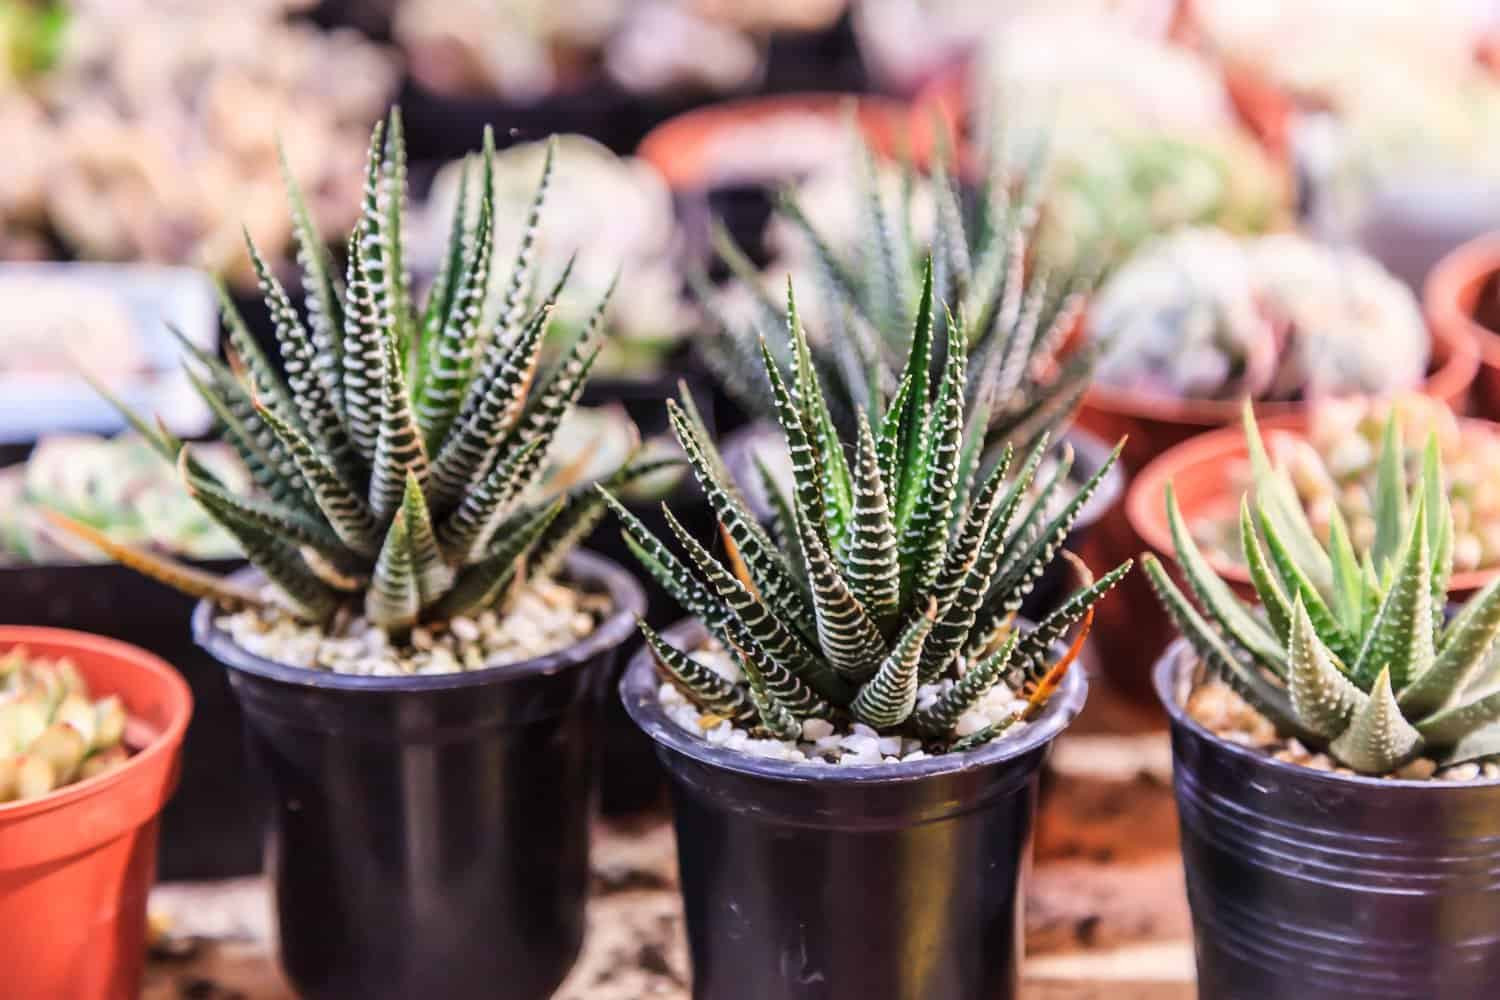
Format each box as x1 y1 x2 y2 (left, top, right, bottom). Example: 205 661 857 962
622 619 1086 1000
0 627 191 1000
48 114 656 999
1130 395 1500 598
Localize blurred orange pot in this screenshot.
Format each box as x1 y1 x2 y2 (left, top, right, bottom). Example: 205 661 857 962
1074 316 1478 474
1427 234 1500 421
0 627 192 1000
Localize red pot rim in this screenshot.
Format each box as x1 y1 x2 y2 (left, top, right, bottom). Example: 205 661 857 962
1425 231 1500 370
1126 412 1500 594
1083 315 1479 429
636 91 922 191
0 626 192 822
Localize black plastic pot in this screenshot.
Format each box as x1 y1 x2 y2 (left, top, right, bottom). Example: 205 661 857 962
1156 641 1500 999
192 551 645 1000
0 559 262 881
722 422 1125 619
623 619 1088 1000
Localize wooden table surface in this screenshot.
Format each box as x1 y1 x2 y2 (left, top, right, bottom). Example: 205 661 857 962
142 670 1195 999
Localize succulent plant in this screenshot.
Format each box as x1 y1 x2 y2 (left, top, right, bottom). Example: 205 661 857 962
0 647 129 803
52 112 663 637
1090 229 1428 403
700 124 1096 464
608 266 1130 752
1146 405 1500 775
0 433 246 564
1191 394 1500 574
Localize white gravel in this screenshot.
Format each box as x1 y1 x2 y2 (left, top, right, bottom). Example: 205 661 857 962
219 580 611 676
658 643 1031 765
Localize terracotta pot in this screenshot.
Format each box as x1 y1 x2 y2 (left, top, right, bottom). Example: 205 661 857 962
637 92 930 273
1426 233 1500 420
1128 413 1500 598
1074 316 1478 475
0 626 192 1000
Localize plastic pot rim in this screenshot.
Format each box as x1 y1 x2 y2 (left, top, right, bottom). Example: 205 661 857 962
1155 637 1500 793
1125 414 1500 594
0 625 192 821
191 549 644 694
621 618 1088 787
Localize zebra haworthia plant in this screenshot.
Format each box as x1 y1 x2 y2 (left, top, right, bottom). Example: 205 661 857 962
607 263 1130 753
699 120 1096 460
1146 405 1500 775
51 112 660 636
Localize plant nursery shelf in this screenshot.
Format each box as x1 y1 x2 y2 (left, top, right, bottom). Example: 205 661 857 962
143 688 1194 999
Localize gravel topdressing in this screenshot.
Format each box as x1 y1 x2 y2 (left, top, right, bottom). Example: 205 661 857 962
219 579 611 676
1182 674 1500 783
657 642 1033 765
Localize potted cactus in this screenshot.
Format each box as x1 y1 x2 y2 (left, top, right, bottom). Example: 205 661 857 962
0 432 260 880
0 628 191 1000
1145 412 1500 996
613 269 1130 1000
701 128 1122 619
52 114 649 1000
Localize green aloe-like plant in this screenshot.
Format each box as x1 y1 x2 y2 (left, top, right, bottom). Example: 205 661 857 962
51 112 664 636
1145 406 1500 775
698 123 1096 459
607 265 1129 751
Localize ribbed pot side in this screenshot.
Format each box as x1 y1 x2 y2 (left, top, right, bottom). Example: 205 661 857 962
1156 640 1500 999
622 619 1089 1000
192 551 644 1000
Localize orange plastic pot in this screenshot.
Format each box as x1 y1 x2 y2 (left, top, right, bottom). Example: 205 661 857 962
637 92 923 191
1127 412 1500 597
1074 315 1478 475
1426 233 1500 420
0 627 192 1000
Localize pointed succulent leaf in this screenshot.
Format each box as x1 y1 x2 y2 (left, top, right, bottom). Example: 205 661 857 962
1371 414 1408 572
1329 667 1424 774
639 622 756 725
255 401 379 557
429 500 562 620
842 411 900 634
1257 505 1355 664
1350 498 1432 690
792 496 888 682
400 473 454 606
1165 485 1286 676
1287 597 1367 741
365 508 420 631
912 631 1017 739
901 308 965 602
1239 498 1294 644
278 141 344 411
1402 575 1500 717
427 304 549 513
1142 555 1309 739
368 337 430 523
850 604 937 729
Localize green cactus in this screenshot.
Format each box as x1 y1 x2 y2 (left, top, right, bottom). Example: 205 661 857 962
1145 405 1500 775
0 647 129 803
50 111 665 636
608 265 1130 752
697 123 1097 461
